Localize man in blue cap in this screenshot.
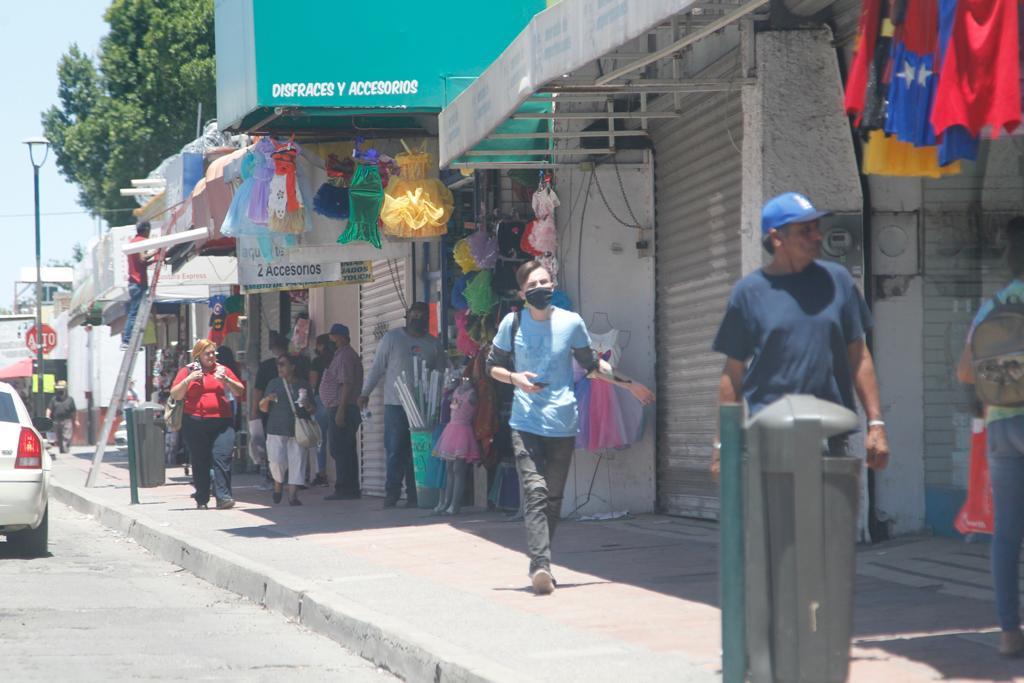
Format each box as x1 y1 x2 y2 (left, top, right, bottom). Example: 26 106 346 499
319 322 363 500
711 192 889 475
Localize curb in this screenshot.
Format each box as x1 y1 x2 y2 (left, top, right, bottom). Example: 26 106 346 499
51 480 518 683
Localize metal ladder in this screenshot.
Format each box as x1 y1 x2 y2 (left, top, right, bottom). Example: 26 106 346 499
86 258 164 488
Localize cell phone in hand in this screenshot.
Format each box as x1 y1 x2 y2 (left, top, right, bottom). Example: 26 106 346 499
531 381 549 389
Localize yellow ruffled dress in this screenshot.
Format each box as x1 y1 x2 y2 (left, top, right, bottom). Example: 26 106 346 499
381 150 454 238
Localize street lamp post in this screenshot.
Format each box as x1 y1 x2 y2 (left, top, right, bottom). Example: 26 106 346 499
23 137 49 418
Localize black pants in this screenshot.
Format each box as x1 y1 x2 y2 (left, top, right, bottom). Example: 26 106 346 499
511 430 576 575
181 416 232 505
329 404 362 495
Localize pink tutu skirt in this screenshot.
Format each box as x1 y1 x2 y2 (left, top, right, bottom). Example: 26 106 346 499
433 423 481 463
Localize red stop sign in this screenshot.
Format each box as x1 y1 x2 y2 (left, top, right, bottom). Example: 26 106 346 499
26 324 57 356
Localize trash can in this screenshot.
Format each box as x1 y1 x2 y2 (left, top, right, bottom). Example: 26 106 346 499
410 429 440 509
132 403 166 487
744 395 861 683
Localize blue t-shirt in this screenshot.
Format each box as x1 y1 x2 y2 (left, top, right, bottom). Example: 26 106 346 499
712 260 873 416
493 307 592 437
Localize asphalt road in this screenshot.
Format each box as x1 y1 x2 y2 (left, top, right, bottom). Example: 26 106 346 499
0 502 397 682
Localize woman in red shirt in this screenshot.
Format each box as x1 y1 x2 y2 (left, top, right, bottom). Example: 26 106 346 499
171 339 245 509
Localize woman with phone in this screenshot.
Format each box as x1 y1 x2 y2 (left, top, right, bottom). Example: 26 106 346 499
170 339 245 509
259 354 314 505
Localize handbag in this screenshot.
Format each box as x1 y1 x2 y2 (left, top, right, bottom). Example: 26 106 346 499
282 380 321 449
164 397 184 432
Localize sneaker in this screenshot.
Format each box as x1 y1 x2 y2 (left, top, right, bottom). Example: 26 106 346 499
311 473 329 487
216 498 235 510
999 629 1024 657
382 496 399 509
531 568 555 596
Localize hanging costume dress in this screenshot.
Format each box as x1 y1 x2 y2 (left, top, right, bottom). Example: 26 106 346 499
380 149 454 238
339 160 385 248
432 383 481 463
574 329 645 451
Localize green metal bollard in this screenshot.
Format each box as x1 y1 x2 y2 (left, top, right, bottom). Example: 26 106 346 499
719 403 745 683
124 407 139 505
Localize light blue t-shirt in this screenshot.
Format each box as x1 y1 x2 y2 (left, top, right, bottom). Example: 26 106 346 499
493 307 592 437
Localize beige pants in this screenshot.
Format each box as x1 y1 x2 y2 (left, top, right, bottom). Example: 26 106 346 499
266 434 305 486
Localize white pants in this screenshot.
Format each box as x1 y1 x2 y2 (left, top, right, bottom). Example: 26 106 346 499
266 434 305 486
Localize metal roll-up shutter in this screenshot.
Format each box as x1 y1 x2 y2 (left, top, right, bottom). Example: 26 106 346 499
358 258 408 496
652 71 743 519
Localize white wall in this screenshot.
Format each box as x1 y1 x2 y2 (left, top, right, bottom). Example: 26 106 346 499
68 324 146 411
555 163 657 515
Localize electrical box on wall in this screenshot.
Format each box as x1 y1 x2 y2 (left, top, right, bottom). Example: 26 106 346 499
871 211 920 276
819 212 865 281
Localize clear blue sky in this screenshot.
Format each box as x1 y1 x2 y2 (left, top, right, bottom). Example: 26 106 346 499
0 1 111 302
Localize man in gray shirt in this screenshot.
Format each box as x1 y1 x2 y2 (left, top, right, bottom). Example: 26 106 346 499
358 302 445 508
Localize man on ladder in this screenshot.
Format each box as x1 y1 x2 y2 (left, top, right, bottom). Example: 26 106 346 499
122 221 155 350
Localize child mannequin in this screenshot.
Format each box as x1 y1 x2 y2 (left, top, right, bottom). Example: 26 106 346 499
432 377 480 515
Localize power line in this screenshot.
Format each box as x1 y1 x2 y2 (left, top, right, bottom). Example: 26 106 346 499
0 207 137 219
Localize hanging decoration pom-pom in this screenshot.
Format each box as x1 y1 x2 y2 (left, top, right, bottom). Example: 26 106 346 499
468 228 498 269
463 270 498 316
453 237 480 273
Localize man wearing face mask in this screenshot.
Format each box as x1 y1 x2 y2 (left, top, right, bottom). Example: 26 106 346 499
47 380 79 455
487 261 655 595
358 302 445 508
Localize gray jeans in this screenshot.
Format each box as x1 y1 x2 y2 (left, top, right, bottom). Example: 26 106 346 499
511 430 576 575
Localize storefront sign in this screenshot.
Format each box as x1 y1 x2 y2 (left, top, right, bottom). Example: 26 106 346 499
215 0 546 130
238 238 374 293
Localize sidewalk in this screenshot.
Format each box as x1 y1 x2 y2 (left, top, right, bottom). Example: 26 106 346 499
51 449 1023 682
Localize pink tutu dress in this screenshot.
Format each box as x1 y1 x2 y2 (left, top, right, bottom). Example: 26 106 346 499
574 329 645 450
433 383 481 463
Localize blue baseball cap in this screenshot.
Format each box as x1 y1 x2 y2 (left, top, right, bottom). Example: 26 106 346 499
761 192 830 236
329 323 350 338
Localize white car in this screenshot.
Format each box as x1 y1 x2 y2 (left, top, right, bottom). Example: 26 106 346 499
0 383 52 557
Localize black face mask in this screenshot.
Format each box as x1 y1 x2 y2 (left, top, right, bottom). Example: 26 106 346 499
407 317 427 334
525 286 554 310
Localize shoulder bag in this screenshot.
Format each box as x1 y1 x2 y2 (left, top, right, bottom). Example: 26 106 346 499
164 397 184 432
282 380 322 449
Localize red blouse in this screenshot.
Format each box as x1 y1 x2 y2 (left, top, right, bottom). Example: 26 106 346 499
173 365 240 419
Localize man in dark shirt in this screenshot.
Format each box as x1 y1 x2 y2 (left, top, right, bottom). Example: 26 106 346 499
46 380 78 454
711 192 889 476
122 221 155 349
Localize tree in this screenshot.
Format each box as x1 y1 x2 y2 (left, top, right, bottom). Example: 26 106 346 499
45 242 86 269
42 0 215 225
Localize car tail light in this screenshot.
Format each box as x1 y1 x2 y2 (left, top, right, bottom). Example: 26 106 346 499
15 427 42 469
